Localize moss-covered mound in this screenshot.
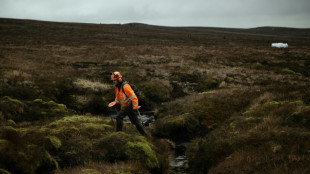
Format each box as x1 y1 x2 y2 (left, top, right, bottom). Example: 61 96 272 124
0 96 70 122
24 99 69 121
96 132 159 169
0 126 58 174
0 115 167 174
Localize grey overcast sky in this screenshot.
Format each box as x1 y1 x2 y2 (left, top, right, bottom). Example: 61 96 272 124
0 0 310 28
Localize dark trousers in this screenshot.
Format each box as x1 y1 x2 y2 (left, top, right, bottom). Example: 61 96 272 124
116 107 147 135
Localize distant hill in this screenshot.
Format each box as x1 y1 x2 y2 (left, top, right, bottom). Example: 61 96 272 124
0 17 310 174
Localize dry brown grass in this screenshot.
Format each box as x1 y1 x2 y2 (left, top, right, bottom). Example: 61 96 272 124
0 18 310 174
73 78 112 92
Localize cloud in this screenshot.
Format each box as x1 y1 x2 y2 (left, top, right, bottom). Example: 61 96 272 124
0 0 309 28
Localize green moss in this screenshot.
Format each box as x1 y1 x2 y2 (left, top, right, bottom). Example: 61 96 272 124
0 139 9 147
80 123 113 137
47 136 62 149
116 170 132 174
281 68 302 76
0 168 12 174
281 68 296 74
25 99 68 121
230 122 236 129
7 120 16 126
33 99 43 103
96 132 160 169
199 90 215 95
124 141 159 169
227 77 234 82
65 151 78 156
47 116 113 138
49 116 108 127
63 116 101 123
292 100 303 105
2 126 18 133
39 127 49 133
140 80 171 103
48 101 57 106
295 73 302 76
265 101 280 106
164 117 186 131
119 66 132 71
2 96 24 105
82 169 101 174
50 126 80 136
109 131 126 137
2 126 29 133
82 123 112 130
57 104 67 110
1 96 25 121
242 110 252 115
245 117 261 123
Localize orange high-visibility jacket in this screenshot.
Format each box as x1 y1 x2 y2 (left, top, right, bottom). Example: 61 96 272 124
114 84 138 110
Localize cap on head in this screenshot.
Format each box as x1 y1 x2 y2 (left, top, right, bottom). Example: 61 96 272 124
110 72 122 82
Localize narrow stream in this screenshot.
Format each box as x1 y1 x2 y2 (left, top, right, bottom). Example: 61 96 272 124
169 142 189 174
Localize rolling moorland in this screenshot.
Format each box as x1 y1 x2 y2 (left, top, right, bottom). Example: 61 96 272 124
0 18 310 174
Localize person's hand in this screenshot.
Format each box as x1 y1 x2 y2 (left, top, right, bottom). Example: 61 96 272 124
108 101 116 107
133 106 141 110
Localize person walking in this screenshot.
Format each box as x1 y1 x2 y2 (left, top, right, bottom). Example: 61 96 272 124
108 72 147 136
